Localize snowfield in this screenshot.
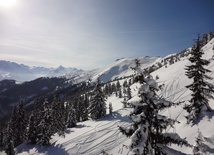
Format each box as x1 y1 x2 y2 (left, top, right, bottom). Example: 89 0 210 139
15 39 214 155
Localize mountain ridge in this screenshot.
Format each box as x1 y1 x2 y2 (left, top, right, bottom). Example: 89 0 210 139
0 60 84 81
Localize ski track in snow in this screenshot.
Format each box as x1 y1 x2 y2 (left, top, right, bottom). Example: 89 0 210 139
61 121 129 155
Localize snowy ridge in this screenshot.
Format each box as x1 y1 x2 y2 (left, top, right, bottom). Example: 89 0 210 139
69 56 161 84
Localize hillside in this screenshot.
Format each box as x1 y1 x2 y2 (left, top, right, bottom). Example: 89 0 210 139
12 38 214 155
66 56 161 84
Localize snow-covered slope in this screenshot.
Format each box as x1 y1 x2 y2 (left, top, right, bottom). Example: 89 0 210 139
92 57 161 82
70 56 161 84
15 38 214 155
0 61 83 81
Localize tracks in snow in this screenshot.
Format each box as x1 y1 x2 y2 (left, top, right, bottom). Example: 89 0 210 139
62 120 130 155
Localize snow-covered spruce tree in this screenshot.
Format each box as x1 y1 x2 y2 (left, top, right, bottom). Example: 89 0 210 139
4 126 15 155
81 93 89 121
119 74 190 154
88 79 106 120
127 86 132 100
2 122 16 155
109 102 113 114
9 100 28 146
28 113 38 144
119 89 123 98
66 103 77 128
73 97 82 122
193 130 205 155
185 35 214 123
116 80 121 93
51 97 66 135
28 99 41 144
192 129 214 155
131 58 141 74
37 97 53 145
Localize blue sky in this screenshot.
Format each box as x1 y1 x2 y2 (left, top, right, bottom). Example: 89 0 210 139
0 0 213 70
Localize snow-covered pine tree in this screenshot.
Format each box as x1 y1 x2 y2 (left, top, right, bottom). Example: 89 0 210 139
73 97 82 122
193 130 205 155
81 94 89 121
37 97 53 145
127 86 132 99
118 89 123 98
4 123 15 155
51 97 66 135
123 87 127 96
185 35 214 123
88 79 106 120
28 99 41 144
123 80 128 88
119 62 190 154
192 129 214 155
104 84 111 96
9 100 28 146
28 113 37 144
66 102 77 128
109 102 113 114
111 83 117 94
131 58 141 73
116 80 121 92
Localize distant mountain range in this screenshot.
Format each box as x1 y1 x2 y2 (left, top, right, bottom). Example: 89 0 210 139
0 60 84 81
0 57 161 82
0 56 161 122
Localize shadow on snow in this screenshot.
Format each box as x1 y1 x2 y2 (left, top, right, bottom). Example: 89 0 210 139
16 143 69 155
191 109 214 126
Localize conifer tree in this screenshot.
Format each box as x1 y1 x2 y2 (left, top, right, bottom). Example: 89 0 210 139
118 89 123 98
119 62 190 154
111 83 117 94
123 80 128 87
103 84 109 96
193 130 205 155
192 129 214 155
131 58 141 73
37 98 53 145
109 102 113 114
81 94 89 121
88 79 106 120
4 123 15 155
4 127 15 155
66 103 77 128
52 97 66 135
9 100 28 146
128 78 132 86
185 35 214 123
28 99 41 144
28 114 37 144
123 87 127 96
127 86 132 99
116 80 121 91
73 97 82 122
